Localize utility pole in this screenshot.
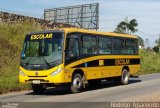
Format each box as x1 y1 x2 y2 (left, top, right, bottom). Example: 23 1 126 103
125 16 129 34
157 34 160 47
125 16 128 23
155 34 160 47
145 38 150 48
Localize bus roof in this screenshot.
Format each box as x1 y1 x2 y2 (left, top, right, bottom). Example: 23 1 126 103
28 28 138 39
63 28 138 39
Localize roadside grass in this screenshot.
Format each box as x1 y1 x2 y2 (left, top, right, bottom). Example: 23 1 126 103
136 49 160 75
0 21 41 94
0 21 160 94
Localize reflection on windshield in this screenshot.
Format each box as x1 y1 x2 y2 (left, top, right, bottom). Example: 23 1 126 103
21 32 63 65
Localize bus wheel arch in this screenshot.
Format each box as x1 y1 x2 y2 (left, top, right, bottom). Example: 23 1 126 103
70 69 85 93
72 69 85 78
122 66 130 73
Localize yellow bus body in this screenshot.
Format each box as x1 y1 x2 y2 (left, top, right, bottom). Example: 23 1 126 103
19 28 140 85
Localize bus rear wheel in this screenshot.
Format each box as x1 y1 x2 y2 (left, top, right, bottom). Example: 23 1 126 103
32 84 46 94
114 69 130 85
70 73 83 93
121 69 130 85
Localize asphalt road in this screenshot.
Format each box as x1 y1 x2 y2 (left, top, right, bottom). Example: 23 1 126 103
0 73 160 108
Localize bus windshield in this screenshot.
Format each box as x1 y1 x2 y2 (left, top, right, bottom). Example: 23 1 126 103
20 32 63 66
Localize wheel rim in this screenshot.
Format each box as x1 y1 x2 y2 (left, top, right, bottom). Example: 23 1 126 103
122 70 129 83
73 77 82 89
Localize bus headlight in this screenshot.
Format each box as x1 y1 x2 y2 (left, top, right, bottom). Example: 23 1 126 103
50 68 62 76
19 70 26 76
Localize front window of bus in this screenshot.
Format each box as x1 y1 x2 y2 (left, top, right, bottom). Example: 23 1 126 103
20 32 63 70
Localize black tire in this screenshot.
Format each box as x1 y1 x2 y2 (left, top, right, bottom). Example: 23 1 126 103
70 73 83 93
88 79 101 87
114 69 130 85
121 69 130 85
32 84 46 94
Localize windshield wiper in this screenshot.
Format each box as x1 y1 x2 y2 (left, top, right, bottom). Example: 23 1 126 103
23 57 32 66
49 59 61 65
41 56 50 66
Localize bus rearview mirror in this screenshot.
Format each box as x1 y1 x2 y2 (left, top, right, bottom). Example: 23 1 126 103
21 52 26 59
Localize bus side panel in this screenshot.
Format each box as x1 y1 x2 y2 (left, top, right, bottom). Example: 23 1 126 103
129 65 140 75
64 68 75 83
83 67 101 80
101 66 121 78
64 56 140 82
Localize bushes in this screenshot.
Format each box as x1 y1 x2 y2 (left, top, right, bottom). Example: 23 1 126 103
0 21 41 94
153 46 159 53
137 49 160 75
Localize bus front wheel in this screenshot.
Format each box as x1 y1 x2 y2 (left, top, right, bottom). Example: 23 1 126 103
31 84 46 94
70 73 83 93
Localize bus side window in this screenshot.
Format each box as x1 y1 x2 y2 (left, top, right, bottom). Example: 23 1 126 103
99 37 112 54
112 38 125 55
82 35 97 55
112 38 120 54
126 39 136 54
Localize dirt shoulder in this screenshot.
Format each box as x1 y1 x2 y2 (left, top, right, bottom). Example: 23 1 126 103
120 90 160 102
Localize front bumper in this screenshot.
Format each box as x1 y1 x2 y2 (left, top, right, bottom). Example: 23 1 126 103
19 73 65 84
19 65 65 84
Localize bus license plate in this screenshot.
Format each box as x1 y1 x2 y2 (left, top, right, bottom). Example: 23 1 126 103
32 80 40 84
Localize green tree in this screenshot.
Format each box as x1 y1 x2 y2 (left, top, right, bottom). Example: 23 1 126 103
138 36 144 47
153 46 159 53
114 19 138 34
155 35 160 47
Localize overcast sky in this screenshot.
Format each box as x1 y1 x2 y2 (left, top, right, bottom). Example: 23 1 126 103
0 0 160 47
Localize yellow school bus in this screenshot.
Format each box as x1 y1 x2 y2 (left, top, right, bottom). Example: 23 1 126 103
19 28 140 94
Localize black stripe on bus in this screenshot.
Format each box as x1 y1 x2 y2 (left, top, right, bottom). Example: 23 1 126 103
72 58 140 68
104 58 140 66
